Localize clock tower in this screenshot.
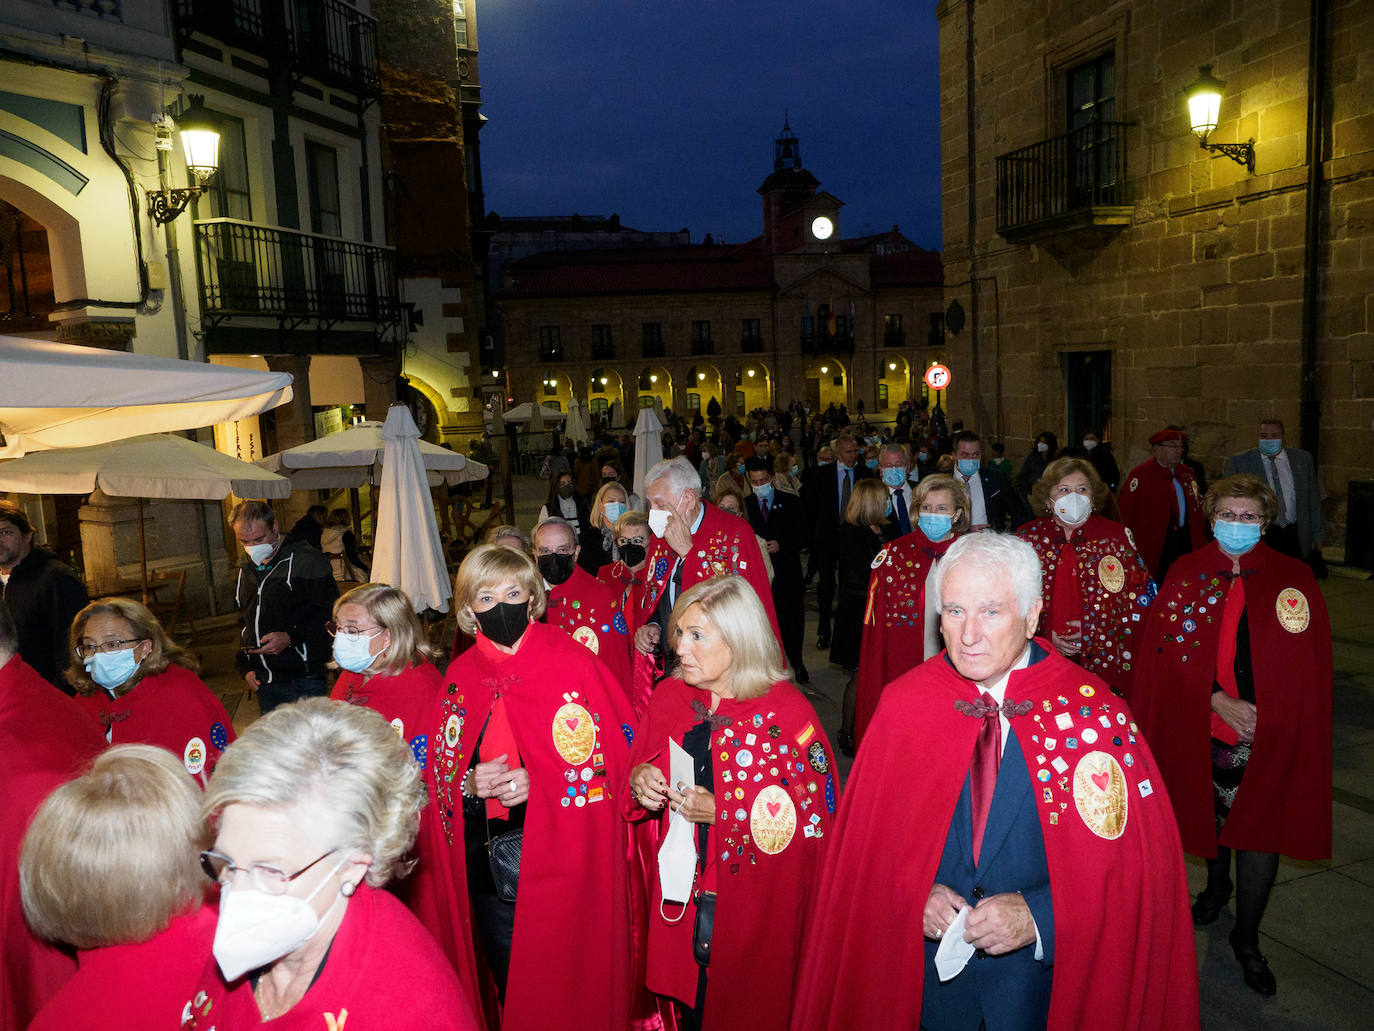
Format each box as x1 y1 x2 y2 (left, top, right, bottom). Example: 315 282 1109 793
758 119 842 257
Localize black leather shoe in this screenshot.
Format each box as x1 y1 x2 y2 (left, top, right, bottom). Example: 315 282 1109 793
816 633 831 650
794 665 810 685
1230 932 1277 996
1191 882 1232 925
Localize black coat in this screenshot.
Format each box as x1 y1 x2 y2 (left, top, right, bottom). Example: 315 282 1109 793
234 538 338 683
1 547 88 691
977 466 1033 531
802 463 875 560
746 488 808 587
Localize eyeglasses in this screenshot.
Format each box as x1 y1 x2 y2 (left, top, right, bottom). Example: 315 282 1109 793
1215 510 1263 524
199 847 338 895
74 638 146 660
616 538 647 547
326 622 382 641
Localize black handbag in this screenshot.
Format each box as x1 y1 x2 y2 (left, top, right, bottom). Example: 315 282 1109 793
484 821 523 904
692 890 717 966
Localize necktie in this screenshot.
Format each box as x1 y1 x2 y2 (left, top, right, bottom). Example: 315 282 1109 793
1266 456 1289 525
893 489 910 534
1169 472 1182 528
840 468 851 517
762 498 770 521
969 691 1001 866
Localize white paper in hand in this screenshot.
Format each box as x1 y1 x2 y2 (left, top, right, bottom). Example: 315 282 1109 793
669 737 695 793
935 905 977 982
656 738 699 907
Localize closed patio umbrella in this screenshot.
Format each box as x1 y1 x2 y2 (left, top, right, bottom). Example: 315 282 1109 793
369 405 452 614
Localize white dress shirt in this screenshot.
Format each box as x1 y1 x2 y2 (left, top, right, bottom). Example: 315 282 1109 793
961 471 989 529
1263 449 1297 525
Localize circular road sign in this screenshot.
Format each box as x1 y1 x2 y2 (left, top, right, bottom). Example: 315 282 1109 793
924 364 952 391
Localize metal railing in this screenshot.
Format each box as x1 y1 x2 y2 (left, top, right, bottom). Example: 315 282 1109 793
740 334 765 353
690 337 715 356
996 121 1129 232
175 0 380 96
883 330 905 349
194 218 398 322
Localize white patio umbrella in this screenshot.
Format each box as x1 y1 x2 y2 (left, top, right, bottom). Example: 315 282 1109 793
632 406 664 500
502 402 564 424
0 433 290 596
564 400 589 447
0 336 293 458
370 405 451 614
609 399 624 429
257 421 486 489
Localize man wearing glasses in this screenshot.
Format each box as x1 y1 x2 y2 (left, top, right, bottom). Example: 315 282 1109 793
1118 427 1208 582
0 499 88 692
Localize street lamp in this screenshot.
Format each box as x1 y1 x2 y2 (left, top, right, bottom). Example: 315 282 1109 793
1185 65 1254 173
148 95 221 224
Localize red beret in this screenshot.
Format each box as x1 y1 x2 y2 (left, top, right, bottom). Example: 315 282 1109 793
1148 429 1186 445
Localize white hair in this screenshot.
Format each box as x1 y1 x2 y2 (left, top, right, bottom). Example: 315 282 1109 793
932 532 1043 619
645 456 700 499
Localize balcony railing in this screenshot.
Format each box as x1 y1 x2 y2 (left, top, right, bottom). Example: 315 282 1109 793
800 332 854 355
740 334 764 353
590 340 615 361
641 339 664 359
175 0 380 97
690 337 715 356
883 330 905 349
194 218 399 323
996 121 1131 237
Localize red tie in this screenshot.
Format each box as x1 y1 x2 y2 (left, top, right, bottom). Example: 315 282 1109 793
969 692 1001 865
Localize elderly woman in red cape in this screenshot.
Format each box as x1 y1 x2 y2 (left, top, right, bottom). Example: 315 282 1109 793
791 533 1199 1031
1016 457 1155 696
1129 474 1331 997
852 473 969 749
415 545 635 1031
627 575 836 1031
67 598 234 784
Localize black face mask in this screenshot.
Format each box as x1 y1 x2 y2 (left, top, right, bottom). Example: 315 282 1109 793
618 542 647 568
601 475 618 485
557 484 575 499
474 600 530 647
537 552 576 586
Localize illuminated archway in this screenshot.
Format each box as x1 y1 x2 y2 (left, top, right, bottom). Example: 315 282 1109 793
685 363 723 418
878 356 910 410
587 368 625 424
634 365 672 415
735 360 772 414
804 356 848 411
537 369 573 411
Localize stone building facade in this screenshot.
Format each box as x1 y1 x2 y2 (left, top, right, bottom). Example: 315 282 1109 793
495 127 946 423
936 0 1373 540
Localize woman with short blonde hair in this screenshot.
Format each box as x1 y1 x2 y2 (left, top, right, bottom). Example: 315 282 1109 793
584 480 632 574
19 745 219 1030
912 474 972 535
67 597 234 782
452 544 547 636
627 575 837 1027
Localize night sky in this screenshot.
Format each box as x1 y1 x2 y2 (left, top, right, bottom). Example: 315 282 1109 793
475 1 943 251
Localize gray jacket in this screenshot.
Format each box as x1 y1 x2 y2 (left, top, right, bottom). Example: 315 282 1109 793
1223 446 1322 555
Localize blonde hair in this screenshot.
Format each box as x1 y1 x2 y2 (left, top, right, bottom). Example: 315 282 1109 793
589 481 630 531
333 583 433 677
713 479 747 515
1030 457 1110 519
67 597 200 697
614 510 648 537
452 544 547 636
668 575 788 699
483 523 529 551
21 745 206 949
204 698 425 887
1205 474 1277 529
844 477 889 528
913 474 972 534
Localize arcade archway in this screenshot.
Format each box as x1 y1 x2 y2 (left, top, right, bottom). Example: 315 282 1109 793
878 356 910 410
587 368 625 424
804 356 848 412
735 360 772 414
685 363 722 417
538 370 573 411
634 365 672 415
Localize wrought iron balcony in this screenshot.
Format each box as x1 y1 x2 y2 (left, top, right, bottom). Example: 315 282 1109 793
883 330 906 349
641 339 664 360
800 332 854 355
194 218 399 324
690 337 715 356
590 340 615 361
175 0 380 97
740 334 765 353
996 121 1132 239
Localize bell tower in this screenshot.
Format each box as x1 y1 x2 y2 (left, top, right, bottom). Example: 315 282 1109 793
758 119 840 257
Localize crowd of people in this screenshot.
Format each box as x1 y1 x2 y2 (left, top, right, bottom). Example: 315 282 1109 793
0 401 1334 1030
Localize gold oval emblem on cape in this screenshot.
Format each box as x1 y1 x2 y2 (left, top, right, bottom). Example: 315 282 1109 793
1072 750 1128 840
871 546 889 571
1098 554 1126 594
552 701 596 765
572 625 600 654
444 713 462 749
749 784 797 855
1275 587 1310 634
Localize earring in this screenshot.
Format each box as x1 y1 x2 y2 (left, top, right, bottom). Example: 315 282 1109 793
341 881 356 897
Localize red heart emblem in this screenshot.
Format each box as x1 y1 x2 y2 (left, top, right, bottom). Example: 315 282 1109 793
766 801 781 818
564 717 580 732
1106 562 1117 573
1091 771 1110 791
1287 598 1299 608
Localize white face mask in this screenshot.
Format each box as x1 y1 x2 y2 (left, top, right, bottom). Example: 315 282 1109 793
212 856 349 982
244 539 276 565
657 800 698 917
1082 439 1098 451
1053 492 1093 526
1036 441 1050 454
647 509 671 538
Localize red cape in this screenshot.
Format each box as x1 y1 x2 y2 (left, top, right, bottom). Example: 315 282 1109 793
414 623 634 1031
1016 515 1155 695
185 884 477 1029
1127 542 1332 859
331 661 442 765
1117 459 1206 575
624 677 836 1030
854 528 956 742
72 665 234 786
547 564 634 697
791 646 1199 1031
28 905 216 1031
0 655 107 1031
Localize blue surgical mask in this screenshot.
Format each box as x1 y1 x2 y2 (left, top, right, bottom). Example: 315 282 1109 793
956 458 980 477
736 463 746 475
86 648 141 691
751 483 774 503
918 513 953 541
604 501 626 524
865 458 879 470
333 630 383 674
881 466 907 489
917 451 929 463
790 464 799 477
1258 439 1282 457
1213 519 1262 556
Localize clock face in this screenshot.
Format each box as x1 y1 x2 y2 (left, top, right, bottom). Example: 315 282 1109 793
811 215 834 240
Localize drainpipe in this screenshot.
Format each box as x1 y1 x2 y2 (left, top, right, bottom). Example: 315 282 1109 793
964 0 985 432
1299 0 1328 459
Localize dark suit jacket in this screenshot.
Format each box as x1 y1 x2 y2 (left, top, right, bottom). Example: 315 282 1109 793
746 489 807 587
1224 446 1322 555
977 466 1031 531
921 726 1055 1031
804 463 875 559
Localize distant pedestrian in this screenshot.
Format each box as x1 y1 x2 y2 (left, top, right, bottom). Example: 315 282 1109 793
1223 418 1322 566
0 499 88 692
287 504 327 550
1118 428 1207 582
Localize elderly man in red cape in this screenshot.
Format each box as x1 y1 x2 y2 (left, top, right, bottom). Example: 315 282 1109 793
791 533 1199 1031
0 603 106 1031
1118 428 1207 583
632 456 780 706
533 517 633 694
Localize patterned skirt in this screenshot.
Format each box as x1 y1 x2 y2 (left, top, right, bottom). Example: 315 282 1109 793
1211 738 1252 821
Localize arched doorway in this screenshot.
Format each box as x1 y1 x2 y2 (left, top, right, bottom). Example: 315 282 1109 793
735 360 772 414
804 356 848 412
685 363 722 418
634 365 672 415
587 368 625 425
878 356 910 411
537 369 573 412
